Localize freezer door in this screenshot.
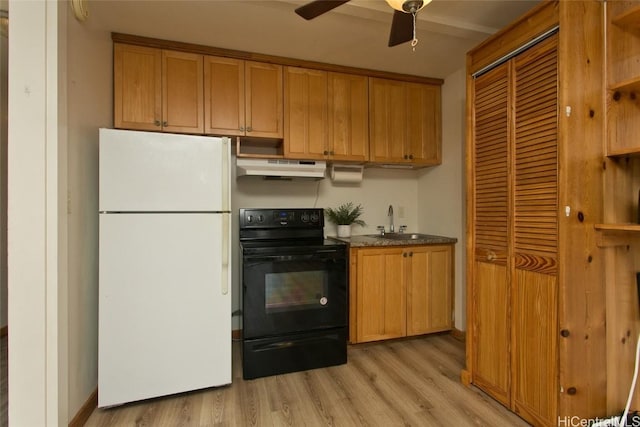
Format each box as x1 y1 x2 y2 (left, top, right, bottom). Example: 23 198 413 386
98 213 231 407
99 128 230 212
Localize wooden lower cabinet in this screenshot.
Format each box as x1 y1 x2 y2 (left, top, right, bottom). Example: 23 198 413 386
350 245 454 344
406 245 453 335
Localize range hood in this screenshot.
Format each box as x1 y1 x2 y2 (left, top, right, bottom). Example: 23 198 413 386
236 158 326 180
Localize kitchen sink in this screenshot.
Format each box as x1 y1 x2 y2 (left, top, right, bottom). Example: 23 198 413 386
367 233 432 240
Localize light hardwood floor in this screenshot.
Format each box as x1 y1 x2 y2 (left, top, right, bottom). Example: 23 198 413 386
85 334 529 426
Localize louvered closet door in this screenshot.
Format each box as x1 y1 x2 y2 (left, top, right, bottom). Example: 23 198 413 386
511 34 558 427
471 62 511 407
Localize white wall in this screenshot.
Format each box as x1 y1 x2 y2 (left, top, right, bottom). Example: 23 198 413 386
65 7 112 420
417 67 466 330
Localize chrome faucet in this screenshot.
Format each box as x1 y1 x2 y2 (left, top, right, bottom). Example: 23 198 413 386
388 205 394 233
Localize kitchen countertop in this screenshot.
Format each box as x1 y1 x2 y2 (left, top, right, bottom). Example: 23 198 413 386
329 233 458 247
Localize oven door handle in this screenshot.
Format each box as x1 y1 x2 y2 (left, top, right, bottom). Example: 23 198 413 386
244 253 336 263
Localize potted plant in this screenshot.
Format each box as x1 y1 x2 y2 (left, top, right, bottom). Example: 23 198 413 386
325 202 366 237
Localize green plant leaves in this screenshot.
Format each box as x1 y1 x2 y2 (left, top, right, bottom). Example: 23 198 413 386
325 202 366 226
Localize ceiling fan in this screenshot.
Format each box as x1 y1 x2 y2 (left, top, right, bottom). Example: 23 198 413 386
294 0 431 48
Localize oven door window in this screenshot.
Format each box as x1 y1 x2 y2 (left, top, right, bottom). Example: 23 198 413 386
242 252 347 339
265 270 327 314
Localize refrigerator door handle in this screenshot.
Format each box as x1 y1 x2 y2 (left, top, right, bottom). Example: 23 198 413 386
221 138 230 212
221 213 229 295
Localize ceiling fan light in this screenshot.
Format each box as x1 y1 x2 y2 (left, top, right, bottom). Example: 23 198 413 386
385 0 430 14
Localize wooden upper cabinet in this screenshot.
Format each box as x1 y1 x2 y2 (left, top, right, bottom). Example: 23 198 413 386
114 43 162 131
162 50 204 134
245 61 283 138
369 77 441 165
204 56 245 136
285 69 370 162
204 59 282 138
112 37 443 165
327 72 369 162
369 78 407 163
406 82 441 165
284 67 328 159
114 43 203 134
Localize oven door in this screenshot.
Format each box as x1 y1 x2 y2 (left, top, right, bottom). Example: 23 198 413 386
242 247 347 339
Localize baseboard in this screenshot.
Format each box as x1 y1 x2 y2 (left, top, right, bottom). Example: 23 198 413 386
0 325 6 338
450 328 465 342
68 388 97 427
232 329 242 340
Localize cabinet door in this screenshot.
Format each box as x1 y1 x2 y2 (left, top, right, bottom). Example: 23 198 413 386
327 72 369 162
245 61 283 138
114 43 162 131
284 67 328 159
406 245 452 336
204 56 245 136
406 83 441 165
162 50 204 134
369 78 407 163
356 247 406 343
511 34 558 427
471 62 511 406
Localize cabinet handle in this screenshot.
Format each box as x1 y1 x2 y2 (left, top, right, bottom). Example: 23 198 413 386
403 252 408 257
330 151 334 155
487 252 496 261
409 154 414 160
409 252 413 257
323 150 329 155
247 126 253 132
239 126 245 131
162 121 168 127
154 120 161 127
404 154 408 160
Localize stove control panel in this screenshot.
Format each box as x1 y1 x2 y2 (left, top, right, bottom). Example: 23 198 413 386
240 208 324 228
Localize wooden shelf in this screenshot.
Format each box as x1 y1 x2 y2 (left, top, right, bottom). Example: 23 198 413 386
236 137 284 158
595 223 640 232
606 146 640 158
610 75 640 93
595 224 640 247
612 4 640 30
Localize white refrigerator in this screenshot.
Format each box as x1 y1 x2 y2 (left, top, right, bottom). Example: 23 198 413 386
98 128 232 407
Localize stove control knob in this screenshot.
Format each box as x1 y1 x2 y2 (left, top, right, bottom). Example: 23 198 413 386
310 213 320 223
256 214 265 223
301 213 310 223
246 214 253 224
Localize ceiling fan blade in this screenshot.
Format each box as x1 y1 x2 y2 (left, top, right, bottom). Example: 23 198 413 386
388 10 414 47
295 0 351 20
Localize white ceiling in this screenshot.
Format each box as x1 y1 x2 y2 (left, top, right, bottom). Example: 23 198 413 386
85 0 540 79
